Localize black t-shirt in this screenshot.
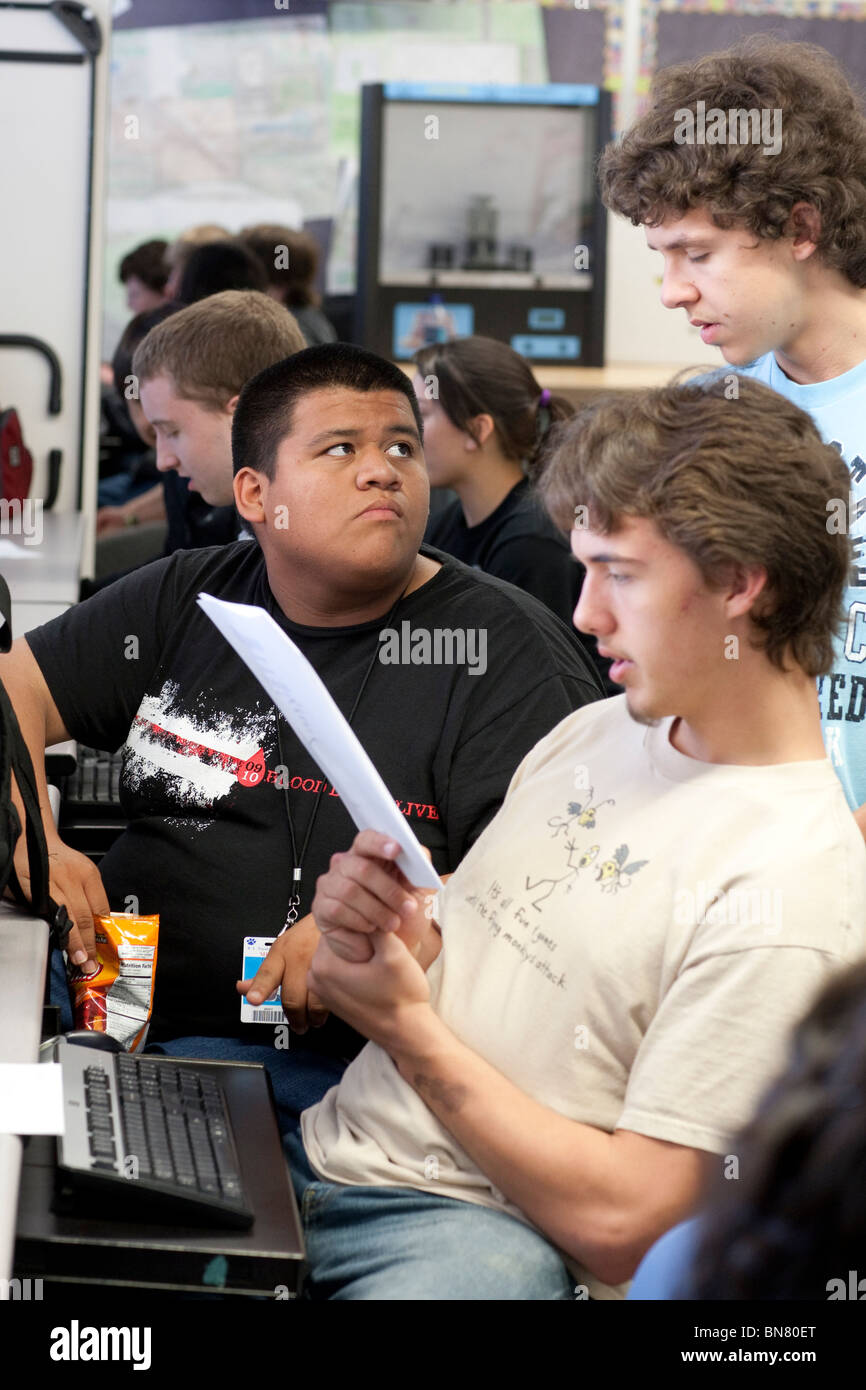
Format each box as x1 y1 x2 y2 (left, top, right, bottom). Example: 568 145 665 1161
28 541 602 1052
426 480 615 692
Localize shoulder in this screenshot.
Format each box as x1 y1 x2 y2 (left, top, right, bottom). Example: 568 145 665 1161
484 490 568 552
508 695 628 786
418 544 601 686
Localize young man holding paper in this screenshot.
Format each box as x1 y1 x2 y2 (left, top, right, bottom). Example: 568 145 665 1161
286 376 866 1300
1 343 602 1120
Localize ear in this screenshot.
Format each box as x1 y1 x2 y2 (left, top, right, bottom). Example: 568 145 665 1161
464 413 496 451
724 563 770 621
225 393 241 418
785 202 822 263
234 466 266 525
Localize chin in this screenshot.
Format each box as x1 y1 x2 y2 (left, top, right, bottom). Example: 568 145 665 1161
624 692 664 729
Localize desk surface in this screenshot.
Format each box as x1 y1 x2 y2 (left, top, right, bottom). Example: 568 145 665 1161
0 510 84 606
0 909 48 1289
397 360 697 391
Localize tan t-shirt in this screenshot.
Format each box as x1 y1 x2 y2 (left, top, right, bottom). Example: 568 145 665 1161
302 696 866 1297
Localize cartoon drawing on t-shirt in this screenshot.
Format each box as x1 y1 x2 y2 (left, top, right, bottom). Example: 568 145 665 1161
548 789 615 837
595 844 648 894
525 840 600 911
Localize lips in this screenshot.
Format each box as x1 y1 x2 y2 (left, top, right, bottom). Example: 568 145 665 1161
359 499 402 518
690 318 720 344
599 649 633 683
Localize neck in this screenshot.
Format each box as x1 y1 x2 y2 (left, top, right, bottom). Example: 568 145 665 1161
772 280 866 384
266 552 440 628
455 456 525 528
669 663 827 766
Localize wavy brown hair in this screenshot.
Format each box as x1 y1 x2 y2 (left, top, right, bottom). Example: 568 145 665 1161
598 36 866 287
537 372 852 677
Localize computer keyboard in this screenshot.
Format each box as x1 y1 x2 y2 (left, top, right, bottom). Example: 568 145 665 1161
55 1039 254 1230
59 746 127 860
65 745 124 808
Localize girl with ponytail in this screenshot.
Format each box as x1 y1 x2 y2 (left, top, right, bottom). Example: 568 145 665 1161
412 335 612 689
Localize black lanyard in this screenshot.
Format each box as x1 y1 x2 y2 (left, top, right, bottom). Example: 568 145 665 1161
273 585 408 934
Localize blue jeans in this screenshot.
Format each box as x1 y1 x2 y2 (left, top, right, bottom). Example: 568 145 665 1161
49 948 346 1128
283 1124 575 1301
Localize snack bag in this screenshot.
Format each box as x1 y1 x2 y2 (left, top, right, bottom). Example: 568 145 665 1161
69 912 159 1051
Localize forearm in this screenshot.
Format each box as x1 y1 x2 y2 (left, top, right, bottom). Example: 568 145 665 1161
854 800 866 842
390 1014 700 1285
122 484 165 525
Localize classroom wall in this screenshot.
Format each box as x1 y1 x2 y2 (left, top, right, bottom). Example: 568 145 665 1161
103 0 866 368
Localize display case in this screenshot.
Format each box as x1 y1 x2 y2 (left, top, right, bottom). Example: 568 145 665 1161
357 81 610 366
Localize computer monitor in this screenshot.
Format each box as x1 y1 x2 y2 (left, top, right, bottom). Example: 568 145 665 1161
357 81 610 366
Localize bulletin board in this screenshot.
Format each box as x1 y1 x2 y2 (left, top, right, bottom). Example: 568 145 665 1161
641 0 866 100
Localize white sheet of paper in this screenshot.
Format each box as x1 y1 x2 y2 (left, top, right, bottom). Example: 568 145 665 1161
0 1063 64 1135
197 592 443 892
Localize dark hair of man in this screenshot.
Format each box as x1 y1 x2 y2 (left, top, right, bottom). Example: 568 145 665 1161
177 241 269 305
232 342 424 482
413 335 573 482
111 301 184 400
537 372 852 678
688 958 866 1299
239 224 322 308
118 239 170 292
598 36 866 287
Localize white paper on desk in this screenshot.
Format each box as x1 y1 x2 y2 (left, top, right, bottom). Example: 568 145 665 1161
0 1063 64 1135
197 592 443 892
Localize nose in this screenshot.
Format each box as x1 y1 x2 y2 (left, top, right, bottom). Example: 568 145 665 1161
356 446 402 489
155 437 179 473
574 570 614 639
659 260 699 312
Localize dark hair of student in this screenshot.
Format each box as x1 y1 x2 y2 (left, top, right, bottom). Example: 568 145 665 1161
688 959 866 1299
413 335 573 482
118 239 170 292
239 224 323 308
111 301 184 400
177 241 269 305
232 342 425 481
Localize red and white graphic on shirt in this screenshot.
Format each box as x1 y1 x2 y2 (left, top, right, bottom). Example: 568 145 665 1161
126 684 274 807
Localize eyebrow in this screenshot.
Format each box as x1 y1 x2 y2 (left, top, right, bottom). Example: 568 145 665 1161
584 553 645 566
306 423 422 447
646 235 711 253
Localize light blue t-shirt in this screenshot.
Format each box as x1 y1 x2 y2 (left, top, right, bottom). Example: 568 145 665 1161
738 352 866 811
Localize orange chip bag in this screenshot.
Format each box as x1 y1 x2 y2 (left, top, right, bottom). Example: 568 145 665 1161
69 913 159 1052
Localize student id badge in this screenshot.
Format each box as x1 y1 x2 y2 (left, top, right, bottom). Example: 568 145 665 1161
240 936 285 1024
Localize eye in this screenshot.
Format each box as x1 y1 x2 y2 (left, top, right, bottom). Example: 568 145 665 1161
387 441 414 458
325 442 353 456
687 253 708 263
606 571 631 585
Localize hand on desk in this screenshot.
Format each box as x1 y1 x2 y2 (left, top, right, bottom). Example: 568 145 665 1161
236 914 329 1035
13 834 107 973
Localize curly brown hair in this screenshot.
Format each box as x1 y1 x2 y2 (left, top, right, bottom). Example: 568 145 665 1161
598 36 866 287
537 371 852 677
